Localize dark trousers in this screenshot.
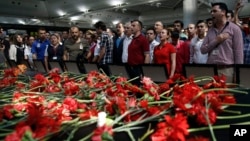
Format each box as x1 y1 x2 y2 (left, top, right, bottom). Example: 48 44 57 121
127 65 143 86
98 64 111 76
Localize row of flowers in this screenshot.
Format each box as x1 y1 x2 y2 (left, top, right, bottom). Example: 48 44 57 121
0 65 249 141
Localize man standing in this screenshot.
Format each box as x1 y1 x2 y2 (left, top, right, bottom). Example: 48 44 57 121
146 27 159 63
190 20 208 64
32 27 50 60
173 20 188 41
127 20 150 85
201 2 243 83
122 22 133 64
154 21 164 42
187 23 196 41
64 26 88 72
94 21 113 76
64 26 88 61
113 22 125 65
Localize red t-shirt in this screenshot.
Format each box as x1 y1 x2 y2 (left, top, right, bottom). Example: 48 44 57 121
154 42 176 75
128 34 149 65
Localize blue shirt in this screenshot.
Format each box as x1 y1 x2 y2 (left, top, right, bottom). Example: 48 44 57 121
31 39 50 60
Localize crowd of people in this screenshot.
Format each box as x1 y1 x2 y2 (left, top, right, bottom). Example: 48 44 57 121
0 2 249 84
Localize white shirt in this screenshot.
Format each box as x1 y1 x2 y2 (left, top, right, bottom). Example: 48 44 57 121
9 44 24 61
122 35 133 63
190 36 208 64
149 40 159 63
24 45 33 61
94 40 100 56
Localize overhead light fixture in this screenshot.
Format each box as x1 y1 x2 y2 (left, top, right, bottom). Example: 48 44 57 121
18 19 25 24
111 1 122 6
57 10 66 16
31 18 39 22
78 6 88 12
70 16 79 21
92 19 99 24
156 2 161 7
112 20 119 25
121 8 127 13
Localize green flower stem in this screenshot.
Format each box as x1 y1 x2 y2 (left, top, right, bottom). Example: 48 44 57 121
192 88 248 103
204 96 216 141
159 76 214 98
188 121 250 133
78 132 93 141
192 76 214 83
160 88 173 97
222 109 241 114
148 100 172 105
222 103 250 107
127 76 139 83
126 128 136 141
138 124 154 141
114 110 168 132
76 99 95 103
217 113 250 119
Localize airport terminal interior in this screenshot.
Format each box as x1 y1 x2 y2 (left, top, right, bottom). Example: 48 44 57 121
1 0 250 141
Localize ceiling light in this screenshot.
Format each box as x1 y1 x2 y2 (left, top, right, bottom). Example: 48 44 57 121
57 10 66 16
92 19 99 24
121 8 127 13
78 6 88 12
70 16 79 21
156 2 161 7
31 18 39 22
18 20 25 24
112 20 119 25
111 1 123 6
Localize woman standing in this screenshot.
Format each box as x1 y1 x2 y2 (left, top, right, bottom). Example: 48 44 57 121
153 29 176 78
85 30 100 63
9 34 25 65
44 34 65 72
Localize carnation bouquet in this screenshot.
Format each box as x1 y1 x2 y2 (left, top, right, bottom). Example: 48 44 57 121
0 65 250 141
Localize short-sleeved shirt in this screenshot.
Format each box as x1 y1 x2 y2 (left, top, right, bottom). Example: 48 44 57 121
64 38 88 61
154 42 176 75
99 32 113 64
31 39 50 60
128 34 149 65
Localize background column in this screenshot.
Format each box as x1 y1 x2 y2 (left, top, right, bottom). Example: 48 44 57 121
183 0 197 27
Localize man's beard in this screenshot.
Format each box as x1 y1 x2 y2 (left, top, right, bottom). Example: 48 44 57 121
72 35 79 41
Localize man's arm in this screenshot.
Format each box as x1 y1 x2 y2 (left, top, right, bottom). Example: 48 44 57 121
31 43 37 59
200 32 229 54
63 50 69 60
144 53 150 64
233 26 244 64
97 46 105 63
